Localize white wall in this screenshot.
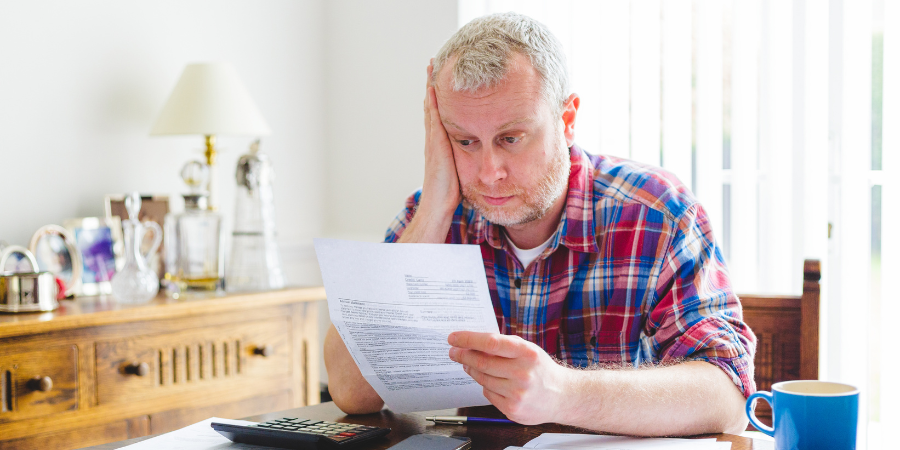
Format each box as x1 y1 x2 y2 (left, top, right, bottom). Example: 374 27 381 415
0 0 326 249
323 0 459 243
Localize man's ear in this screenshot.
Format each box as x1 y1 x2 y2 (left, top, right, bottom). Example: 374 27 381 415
561 93 580 147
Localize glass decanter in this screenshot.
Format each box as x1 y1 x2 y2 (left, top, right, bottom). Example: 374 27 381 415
111 192 163 304
226 140 285 291
165 161 223 292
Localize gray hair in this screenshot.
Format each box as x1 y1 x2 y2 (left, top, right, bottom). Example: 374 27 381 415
432 12 570 114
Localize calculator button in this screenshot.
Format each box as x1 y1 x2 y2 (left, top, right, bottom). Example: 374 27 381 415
338 432 357 437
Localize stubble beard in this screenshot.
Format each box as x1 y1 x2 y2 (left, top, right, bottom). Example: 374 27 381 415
462 146 571 227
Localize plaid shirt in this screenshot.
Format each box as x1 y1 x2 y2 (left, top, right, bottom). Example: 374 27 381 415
385 145 756 398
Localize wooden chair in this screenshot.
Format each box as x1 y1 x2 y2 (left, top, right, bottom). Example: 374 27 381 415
739 259 821 429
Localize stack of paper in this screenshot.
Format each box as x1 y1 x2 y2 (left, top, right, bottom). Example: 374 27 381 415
504 433 732 449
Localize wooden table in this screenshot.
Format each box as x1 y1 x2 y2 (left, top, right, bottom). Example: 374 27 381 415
86 401 774 450
0 287 325 449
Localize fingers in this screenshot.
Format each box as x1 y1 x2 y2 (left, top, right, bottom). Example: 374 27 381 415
424 59 439 130
424 87 438 137
449 331 526 358
482 386 509 412
424 86 431 126
464 364 514 415
424 59 434 115
464 364 512 392
450 347 518 379
424 58 446 138
427 87 441 126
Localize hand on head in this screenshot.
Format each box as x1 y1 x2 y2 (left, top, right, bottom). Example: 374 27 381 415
421 59 463 216
448 330 572 425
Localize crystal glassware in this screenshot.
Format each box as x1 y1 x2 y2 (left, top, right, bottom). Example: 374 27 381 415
226 140 284 292
165 162 223 292
111 192 163 304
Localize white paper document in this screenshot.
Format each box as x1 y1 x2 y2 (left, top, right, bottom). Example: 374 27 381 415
314 238 500 413
121 417 269 449
504 433 731 450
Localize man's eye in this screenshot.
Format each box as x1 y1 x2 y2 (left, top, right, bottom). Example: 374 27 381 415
459 139 473 146
503 136 521 144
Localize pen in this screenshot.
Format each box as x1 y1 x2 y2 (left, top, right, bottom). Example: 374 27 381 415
426 415 517 425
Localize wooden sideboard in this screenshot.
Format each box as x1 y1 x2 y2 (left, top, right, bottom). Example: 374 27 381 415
0 287 325 449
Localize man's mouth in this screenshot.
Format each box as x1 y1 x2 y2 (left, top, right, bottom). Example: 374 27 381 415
483 195 514 206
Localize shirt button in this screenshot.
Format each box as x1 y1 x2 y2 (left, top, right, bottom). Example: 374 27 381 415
514 278 522 288
590 335 597 347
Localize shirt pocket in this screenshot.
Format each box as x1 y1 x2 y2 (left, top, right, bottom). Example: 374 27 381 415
560 330 626 366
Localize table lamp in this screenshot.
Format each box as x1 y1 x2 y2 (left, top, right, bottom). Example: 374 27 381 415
150 62 271 209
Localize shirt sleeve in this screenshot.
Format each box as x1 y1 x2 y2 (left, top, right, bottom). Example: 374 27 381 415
384 190 422 243
648 202 757 398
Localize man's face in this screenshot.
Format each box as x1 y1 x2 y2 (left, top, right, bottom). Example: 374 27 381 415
434 53 571 227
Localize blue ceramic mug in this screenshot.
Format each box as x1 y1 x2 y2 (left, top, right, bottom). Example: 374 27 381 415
746 380 859 450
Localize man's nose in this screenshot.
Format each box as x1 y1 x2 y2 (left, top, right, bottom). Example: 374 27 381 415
478 144 507 186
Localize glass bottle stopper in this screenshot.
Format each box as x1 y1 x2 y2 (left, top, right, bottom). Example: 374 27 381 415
181 161 210 210
181 160 209 193
124 192 141 222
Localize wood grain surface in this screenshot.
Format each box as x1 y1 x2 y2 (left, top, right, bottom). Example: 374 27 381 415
0 287 326 340
0 287 324 449
0 345 78 422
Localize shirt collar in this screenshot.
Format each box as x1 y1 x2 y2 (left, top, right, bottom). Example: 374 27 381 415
468 145 600 254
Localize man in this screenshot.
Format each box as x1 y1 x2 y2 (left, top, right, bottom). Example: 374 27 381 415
325 12 755 436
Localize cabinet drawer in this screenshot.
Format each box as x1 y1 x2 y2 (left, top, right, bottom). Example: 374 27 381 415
0 346 78 422
96 318 291 405
0 416 148 450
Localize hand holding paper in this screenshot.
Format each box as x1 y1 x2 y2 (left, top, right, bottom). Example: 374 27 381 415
448 331 572 425
315 239 500 413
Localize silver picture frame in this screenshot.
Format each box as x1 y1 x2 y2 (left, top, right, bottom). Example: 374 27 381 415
28 224 84 297
63 217 124 296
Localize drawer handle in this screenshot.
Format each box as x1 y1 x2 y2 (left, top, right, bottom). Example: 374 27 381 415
125 361 150 377
253 345 273 357
27 376 53 392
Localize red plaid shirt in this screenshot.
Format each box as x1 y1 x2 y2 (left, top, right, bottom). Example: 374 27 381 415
385 145 756 397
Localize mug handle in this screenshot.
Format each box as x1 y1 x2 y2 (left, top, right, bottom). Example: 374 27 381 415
746 391 775 437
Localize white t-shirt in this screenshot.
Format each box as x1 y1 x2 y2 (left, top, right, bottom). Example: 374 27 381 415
506 233 555 270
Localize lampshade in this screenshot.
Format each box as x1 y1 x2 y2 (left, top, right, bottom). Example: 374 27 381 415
150 62 271 136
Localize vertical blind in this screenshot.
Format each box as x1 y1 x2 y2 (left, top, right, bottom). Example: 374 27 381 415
459 0 894 447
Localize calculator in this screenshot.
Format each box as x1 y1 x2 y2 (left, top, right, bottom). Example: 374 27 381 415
211 418 391 449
